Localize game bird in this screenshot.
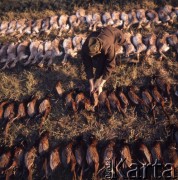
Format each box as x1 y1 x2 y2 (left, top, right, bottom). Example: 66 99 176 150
65 91 77 113
27 96 38 118
85 135 99 178
24 146 37 180
61 141 77 180
49 146 61 172
108 91 126 117
116 87 129 112
98 90 112 114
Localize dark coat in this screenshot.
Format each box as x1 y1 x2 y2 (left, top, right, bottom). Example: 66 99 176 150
81 26 125 80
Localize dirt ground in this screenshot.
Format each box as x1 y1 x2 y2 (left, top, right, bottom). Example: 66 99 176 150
0 0 178 179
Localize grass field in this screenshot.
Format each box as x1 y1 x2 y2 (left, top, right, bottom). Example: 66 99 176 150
0 0 178 179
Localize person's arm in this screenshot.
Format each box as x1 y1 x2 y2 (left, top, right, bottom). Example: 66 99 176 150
102 45 116 81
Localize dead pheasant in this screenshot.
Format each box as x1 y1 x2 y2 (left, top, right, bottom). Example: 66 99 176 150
138 143 152 164
165 143 178 178
108 91 126 117
3 102 15 141
116 87 129 111
75 92 85 110
61 141 76 180
151 85 170 120
151 141 164 164
0 150 12 173
55 81 63 97
153 75 172 107
141 87 156 122
85 135 99 178
38 131 49 156
5 146 24 179
0 101 8 120
11 102 26 123
27 96 38 118
128 86 144 106
65 91 77 113
116 143 132 177
24 146 37 180
49 146 61 172
98 140 116 177
74 136 86 180
98 90 112 114
38 98 51 130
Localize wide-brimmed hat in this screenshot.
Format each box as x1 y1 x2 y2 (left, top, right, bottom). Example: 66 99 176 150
88 37 102 57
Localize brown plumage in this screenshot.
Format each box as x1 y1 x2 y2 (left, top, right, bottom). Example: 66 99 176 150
166 143 178 177
75 92 85 110
38 98 51 130
55 81 63 97
0 101 8 120
141 88 156 123
108 91 126 117
83 97 93 111
5 146 24 178
38 131 49 156
24 147 37 180
17 102 26 118
138 143 152 164
116 143 132 173
50 146 61 172
153 75 172 106
98 140 116 177
61 141 76 180
0 150 11 172
151 85 169 120
116 87 129 111
151 141 164 164
27 96 38 117
128 86 144 105
74 137 85 180
3 102 15 140
86 135 99 177
65 91 77 113
141 88 153 107
98 90 111 114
